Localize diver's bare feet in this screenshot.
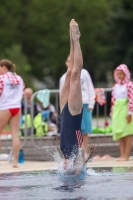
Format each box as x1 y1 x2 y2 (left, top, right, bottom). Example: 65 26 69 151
70 19 81 41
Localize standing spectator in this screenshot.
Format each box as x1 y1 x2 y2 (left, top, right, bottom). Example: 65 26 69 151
0 59 24 167
59 56 95 159
111 64 133 161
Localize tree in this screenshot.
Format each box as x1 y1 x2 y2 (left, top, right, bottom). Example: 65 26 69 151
108 0 133 75
0 44 32 87
0 0 113 87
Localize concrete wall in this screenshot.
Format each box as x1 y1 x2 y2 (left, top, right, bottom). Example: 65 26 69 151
1 135 133 161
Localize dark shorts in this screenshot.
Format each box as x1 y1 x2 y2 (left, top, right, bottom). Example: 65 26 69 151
81 104 92 134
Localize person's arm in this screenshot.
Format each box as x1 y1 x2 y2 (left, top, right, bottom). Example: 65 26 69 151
110 85 116 117
21 101 25 115
59 76 62 91
59 74 65 92
83 144 95 165
127 82 133 123
23 82 25 95
0 75 4 96
85 70 95 110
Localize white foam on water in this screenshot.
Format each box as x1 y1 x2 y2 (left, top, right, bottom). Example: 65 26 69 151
50 148 88 181
87 168 98 176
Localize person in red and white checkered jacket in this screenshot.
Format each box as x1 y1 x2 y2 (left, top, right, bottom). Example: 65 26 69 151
111 64 133 161
0 59 24 168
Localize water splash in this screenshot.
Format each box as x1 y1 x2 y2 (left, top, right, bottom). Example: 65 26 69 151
87 168 98 176
86 168 123 176
51 148 88 180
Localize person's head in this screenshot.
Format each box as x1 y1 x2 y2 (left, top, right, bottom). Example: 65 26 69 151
114 64 130 84
0 59 16 75
63 153 83 176
116 70 125 82
63 159 76 175
24 88 33 102
65 55 70 68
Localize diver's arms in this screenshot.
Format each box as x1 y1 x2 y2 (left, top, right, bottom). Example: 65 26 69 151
84 144 95 165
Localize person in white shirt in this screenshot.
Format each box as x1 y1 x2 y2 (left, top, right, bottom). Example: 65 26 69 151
0 59 24 167
59 57 95 159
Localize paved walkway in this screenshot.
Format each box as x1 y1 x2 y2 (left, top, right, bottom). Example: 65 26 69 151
1 160 133 174
0 161 58 173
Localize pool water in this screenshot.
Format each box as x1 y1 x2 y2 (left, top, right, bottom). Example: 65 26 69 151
0 167 133 200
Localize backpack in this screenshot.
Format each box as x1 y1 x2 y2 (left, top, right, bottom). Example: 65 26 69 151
20 113 48 137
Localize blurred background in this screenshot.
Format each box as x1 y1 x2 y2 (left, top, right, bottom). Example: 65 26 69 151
0 0 133 89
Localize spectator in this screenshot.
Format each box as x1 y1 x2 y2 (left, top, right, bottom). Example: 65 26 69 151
0 59 24 167
59 55 95 159
111 64 133 161
20 88 39 136
22 88 38 117
37 101 59 135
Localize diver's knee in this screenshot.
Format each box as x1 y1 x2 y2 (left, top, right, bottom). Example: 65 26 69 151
66 69 72 78
71 68 80 79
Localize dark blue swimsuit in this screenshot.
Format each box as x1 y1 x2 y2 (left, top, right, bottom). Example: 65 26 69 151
60 103 83 159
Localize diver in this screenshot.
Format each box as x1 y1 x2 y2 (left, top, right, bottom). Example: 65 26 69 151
60 19 94 175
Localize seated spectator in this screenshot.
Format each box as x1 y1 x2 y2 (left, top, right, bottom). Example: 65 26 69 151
22 88 38 117
36 89 60 134
37 101 59 135
20 88 48 137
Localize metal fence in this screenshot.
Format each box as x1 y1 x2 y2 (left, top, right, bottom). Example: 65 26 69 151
95 88 112 128
1 88 113 156
30 89 60 149
30 88 113 149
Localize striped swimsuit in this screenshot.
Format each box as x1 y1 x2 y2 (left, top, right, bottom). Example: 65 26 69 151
60 103 83 159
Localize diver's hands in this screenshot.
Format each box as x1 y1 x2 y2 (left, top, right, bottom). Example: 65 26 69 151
126 114 132 123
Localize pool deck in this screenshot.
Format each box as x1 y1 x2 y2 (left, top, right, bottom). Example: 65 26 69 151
1 159 133 174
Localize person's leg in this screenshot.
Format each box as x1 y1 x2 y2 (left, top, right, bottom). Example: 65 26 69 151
116 138 125 161
68 19 83 115
0 110 11 153
119 138 125 157
123 135 132 160
82 134 89 159
60 22 74 113
9 110 21 167
116 135 132 161
82 106 92 156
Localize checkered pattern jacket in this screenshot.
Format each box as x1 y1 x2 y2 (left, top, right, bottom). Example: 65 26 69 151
0 72 24 109
111 64 133 115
